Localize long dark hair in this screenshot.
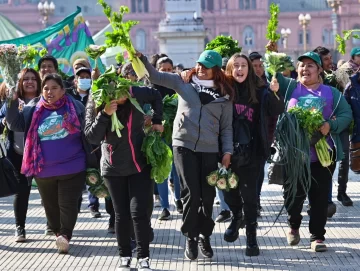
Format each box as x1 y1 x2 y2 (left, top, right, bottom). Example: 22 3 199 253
184 66 235 101
225 53 264 104
18 68 41 100
0 82 6 101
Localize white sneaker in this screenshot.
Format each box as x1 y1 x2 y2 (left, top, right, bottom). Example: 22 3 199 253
55 235 69 254
137 257 152 270
117 257 132 270
154 195 161 208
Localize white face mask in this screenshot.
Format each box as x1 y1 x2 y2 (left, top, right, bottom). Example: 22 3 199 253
78 78 92 91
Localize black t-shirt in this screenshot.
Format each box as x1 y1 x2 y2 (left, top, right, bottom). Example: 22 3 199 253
191 81 223 105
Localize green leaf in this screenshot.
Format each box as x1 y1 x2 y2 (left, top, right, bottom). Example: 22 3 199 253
205 35 242 58
266 3 281 43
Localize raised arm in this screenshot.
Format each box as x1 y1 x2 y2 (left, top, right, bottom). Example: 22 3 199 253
139 54 187 96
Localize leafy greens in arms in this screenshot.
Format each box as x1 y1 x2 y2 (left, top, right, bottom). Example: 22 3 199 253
91 65 144 137
98 0 149 79
336 29 360 55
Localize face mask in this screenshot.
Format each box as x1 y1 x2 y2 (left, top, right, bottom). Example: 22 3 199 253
78 78 92 91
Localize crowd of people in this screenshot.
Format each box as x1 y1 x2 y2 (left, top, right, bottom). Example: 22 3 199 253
0 41 360 271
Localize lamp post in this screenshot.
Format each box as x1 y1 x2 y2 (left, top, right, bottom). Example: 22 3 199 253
281 28 291 49
38 1 56 28
298 13 311 52
326 0 342 61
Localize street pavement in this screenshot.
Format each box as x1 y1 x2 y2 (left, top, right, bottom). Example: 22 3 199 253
0 165 359 271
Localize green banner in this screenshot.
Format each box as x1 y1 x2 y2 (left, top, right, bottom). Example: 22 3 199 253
0 6 104 80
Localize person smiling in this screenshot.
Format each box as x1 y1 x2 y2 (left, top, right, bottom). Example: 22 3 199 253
222 53 284 256
0 68 41 243
139 50 234 261
269 51 352 252
5 73 96 254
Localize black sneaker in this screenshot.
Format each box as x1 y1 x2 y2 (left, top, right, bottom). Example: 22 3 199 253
337 192 353 206
185 238 198 260
89 206 101 218
327 202 337 218
158 208 171 220
117 256 132 271
107 224 115 234
44 225 55 236
175 200 183 214
14 226 26 242
198 236 214 258
215 210 231 223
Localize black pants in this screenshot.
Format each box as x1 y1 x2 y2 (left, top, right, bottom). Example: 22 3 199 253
224 160 262 228
9 151 31 228
285 160 336 242
173 147 217 239
35 171 86 240
103 166 153 259
105 198 115 225
338 129 350 193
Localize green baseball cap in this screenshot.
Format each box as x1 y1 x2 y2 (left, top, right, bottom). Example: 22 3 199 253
197 50 222 69
298 51 322 66
350 47 360 57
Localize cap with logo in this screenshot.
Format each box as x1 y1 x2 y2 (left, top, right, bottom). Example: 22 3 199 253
197 50 222 69
350 47 360 57
297 51 322 66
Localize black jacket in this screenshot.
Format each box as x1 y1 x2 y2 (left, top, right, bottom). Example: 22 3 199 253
84 86 163 177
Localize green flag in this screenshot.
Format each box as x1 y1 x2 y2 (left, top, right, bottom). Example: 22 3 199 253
0 6 104 80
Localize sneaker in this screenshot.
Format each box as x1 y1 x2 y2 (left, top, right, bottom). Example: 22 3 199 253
184 238 198 260
310 240 327 252
158 208 171 220
175 199 183 214
89 206 101 218
56 235 69 254
198 236 213 258
108 224 115 234
154 195 161 208
14 226 26 242
45 226 55 236
215 210 231 223
327 202 337 218
137 257 152 270
286 228 300 246
117 256 132 271
337 192 353 206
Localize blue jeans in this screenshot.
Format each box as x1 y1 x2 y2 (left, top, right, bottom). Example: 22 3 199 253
88 191 99 208
216 187 229 211
158 162 181 209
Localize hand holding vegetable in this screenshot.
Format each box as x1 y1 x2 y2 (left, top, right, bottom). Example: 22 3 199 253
222 153 231 169
104 100 118 116
265 41 278 52
92 67 101 80
319 122 330 136
152 124 164 133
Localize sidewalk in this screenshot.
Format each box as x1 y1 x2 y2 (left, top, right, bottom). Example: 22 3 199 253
0 167 359 271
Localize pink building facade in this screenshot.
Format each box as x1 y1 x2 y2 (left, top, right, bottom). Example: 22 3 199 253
1 0 360 60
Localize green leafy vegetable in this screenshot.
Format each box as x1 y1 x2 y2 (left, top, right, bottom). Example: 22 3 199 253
85 44 107 68
92 65 144 137
336 29 360 55
205 35 242 58
288 106 333 167
162 94 178 145
141 131 173 184
86 168 110 198
17 44 48 67
266 3 281 44
98 0 149 78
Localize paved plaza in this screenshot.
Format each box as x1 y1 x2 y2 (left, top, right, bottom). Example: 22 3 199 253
1 166 360 271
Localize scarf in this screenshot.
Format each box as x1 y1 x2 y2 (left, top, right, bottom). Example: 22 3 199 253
343 60 360 75
21 95 81 177
191 75 215 88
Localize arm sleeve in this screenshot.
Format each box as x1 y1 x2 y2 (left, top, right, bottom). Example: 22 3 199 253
5 99 26 132
219 102 233 155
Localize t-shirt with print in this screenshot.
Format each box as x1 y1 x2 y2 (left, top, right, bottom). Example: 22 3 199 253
191 82 223 105
287 83 334 162
35 106 86 178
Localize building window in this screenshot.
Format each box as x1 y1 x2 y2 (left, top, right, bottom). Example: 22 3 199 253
131 0 136 13
130 0 149 13
352 25 360 46
201 0 214 11
243 26 255 47
144 0 149 12
322 28 334 45
136 29 146 51
239 0 254 10
252 0 256 9
299 30 310 45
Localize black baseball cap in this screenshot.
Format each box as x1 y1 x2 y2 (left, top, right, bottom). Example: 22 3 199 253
75 67 91 76
249 52 262 61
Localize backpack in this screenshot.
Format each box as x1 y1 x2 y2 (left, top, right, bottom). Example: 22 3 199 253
231 106 253 168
